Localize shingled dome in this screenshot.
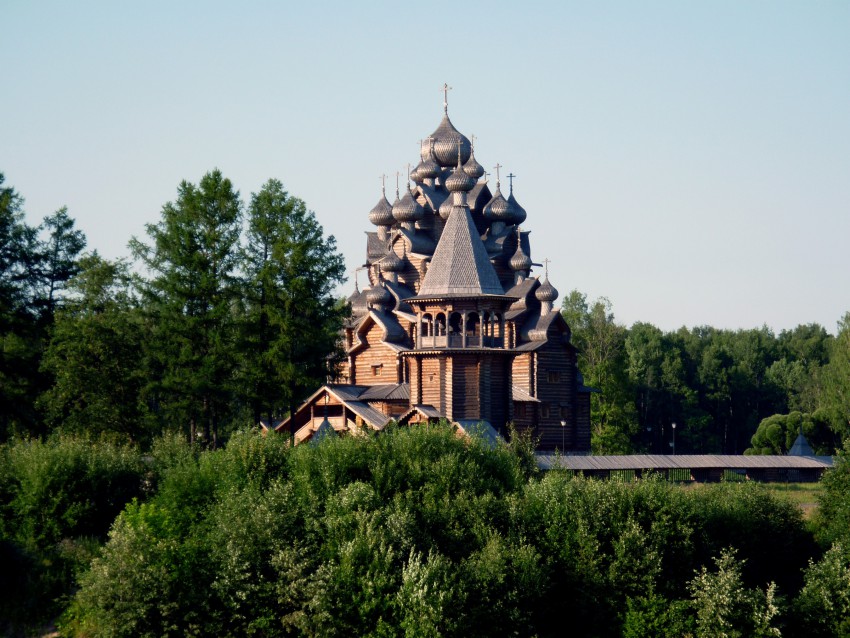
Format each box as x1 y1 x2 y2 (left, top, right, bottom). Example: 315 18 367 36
417 205 505 297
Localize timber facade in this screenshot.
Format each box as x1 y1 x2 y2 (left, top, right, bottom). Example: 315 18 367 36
279 96 593 451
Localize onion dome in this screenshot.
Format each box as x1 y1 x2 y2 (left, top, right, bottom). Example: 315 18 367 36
418 153 441 182
483 187 513 223
445 157 476 193
380 250 404 273
392 188 424 224
535 278 559 303
464 147 485 180
510 241 532 272
409 163 424 184
430 114 472 168
438 197 453 221
368 191 394 227
507 190 527 225
366 282 392 309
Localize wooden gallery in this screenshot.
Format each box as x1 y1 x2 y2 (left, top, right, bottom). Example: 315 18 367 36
279 98 593 452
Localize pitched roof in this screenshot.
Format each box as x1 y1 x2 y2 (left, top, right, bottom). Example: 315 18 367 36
417 205 505 297
789 432 815 456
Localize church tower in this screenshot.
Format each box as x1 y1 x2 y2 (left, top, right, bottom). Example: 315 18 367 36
278 87 593 452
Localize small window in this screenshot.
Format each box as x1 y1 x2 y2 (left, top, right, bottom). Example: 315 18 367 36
541 403 550 418
371 363 382 376
547 371 560 384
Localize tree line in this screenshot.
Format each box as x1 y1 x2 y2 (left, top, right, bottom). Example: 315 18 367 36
1 170 347 446
562 292 850 455
3 166 849 454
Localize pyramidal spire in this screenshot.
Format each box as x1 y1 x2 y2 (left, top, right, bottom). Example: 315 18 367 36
418 204 504 297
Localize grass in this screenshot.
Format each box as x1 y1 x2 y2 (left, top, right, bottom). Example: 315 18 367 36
762 482 824 519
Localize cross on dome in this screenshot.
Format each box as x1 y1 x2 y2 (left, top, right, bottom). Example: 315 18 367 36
441 82 452 113
507 173 516 192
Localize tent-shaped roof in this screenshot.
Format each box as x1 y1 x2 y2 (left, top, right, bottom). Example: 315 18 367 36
417 205 504 298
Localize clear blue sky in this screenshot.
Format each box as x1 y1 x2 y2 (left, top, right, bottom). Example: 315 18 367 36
2 1 848 333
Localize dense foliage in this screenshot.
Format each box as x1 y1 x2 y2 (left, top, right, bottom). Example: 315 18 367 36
1 170 346 446
562 291 849 455
34 426 842 638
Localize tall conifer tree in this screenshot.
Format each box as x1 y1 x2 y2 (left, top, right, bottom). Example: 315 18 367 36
239 179 346 432
131 170 241 444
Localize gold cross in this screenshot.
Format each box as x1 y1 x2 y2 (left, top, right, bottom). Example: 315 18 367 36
494 163 502 185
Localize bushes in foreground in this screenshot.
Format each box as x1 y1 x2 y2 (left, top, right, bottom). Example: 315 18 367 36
58 426 848 638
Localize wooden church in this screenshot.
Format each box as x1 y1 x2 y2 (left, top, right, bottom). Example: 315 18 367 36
278 92 593 451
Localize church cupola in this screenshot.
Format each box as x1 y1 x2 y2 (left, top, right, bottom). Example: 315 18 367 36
509 227 532 284
535 263 559 315
463 135 485 180
380 248 405 283
507 173 527 226
429 84 472 168
368 176 395 241
392 169 424 231
366 280 393 311
483 164 513 234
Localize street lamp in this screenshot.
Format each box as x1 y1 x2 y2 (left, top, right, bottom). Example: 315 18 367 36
671 422 676 455
560 420 566 452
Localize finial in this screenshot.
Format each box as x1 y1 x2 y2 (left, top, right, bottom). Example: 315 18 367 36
470 134 476 151
543 257 551 280
395 171 400 199
483 171 490 184
380 173 387 195
507 172 516 193
516 225 522 240
456 145 462 168
441 82 452 113
406 163 412 189
353 266 365 292
494 163 502 187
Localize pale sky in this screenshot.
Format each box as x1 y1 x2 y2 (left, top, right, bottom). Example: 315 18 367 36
2 1 848 333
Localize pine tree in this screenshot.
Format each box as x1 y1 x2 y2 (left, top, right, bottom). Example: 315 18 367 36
239 179 347 434
131 169 241 444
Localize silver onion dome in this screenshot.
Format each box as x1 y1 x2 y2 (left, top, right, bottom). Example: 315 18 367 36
392 188 424 223
510 241 532 272
366 283 393 309
409 163 424 184
464 148 485 180
429 114 472 168
368 192 394 227
483 187 513 222
445 158 476 193
535 278 559 303
380 250 404 273
507 190 527 225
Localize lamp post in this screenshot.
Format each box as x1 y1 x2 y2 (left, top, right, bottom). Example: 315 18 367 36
671 422 676 455
560 420 566 452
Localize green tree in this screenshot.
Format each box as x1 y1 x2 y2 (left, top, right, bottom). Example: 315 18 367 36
239 179 347 429
819 313 850 444
38 255 150 441
131 170 242 444
562 291 637 453
34 206 87 320
0 174 44 438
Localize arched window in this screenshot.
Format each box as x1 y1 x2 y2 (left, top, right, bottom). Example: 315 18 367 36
467 312 480 336
435 313 446 336
422 313 433 337
449 312 462 334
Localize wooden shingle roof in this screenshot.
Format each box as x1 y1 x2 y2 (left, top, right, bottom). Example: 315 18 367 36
417 205 504 298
